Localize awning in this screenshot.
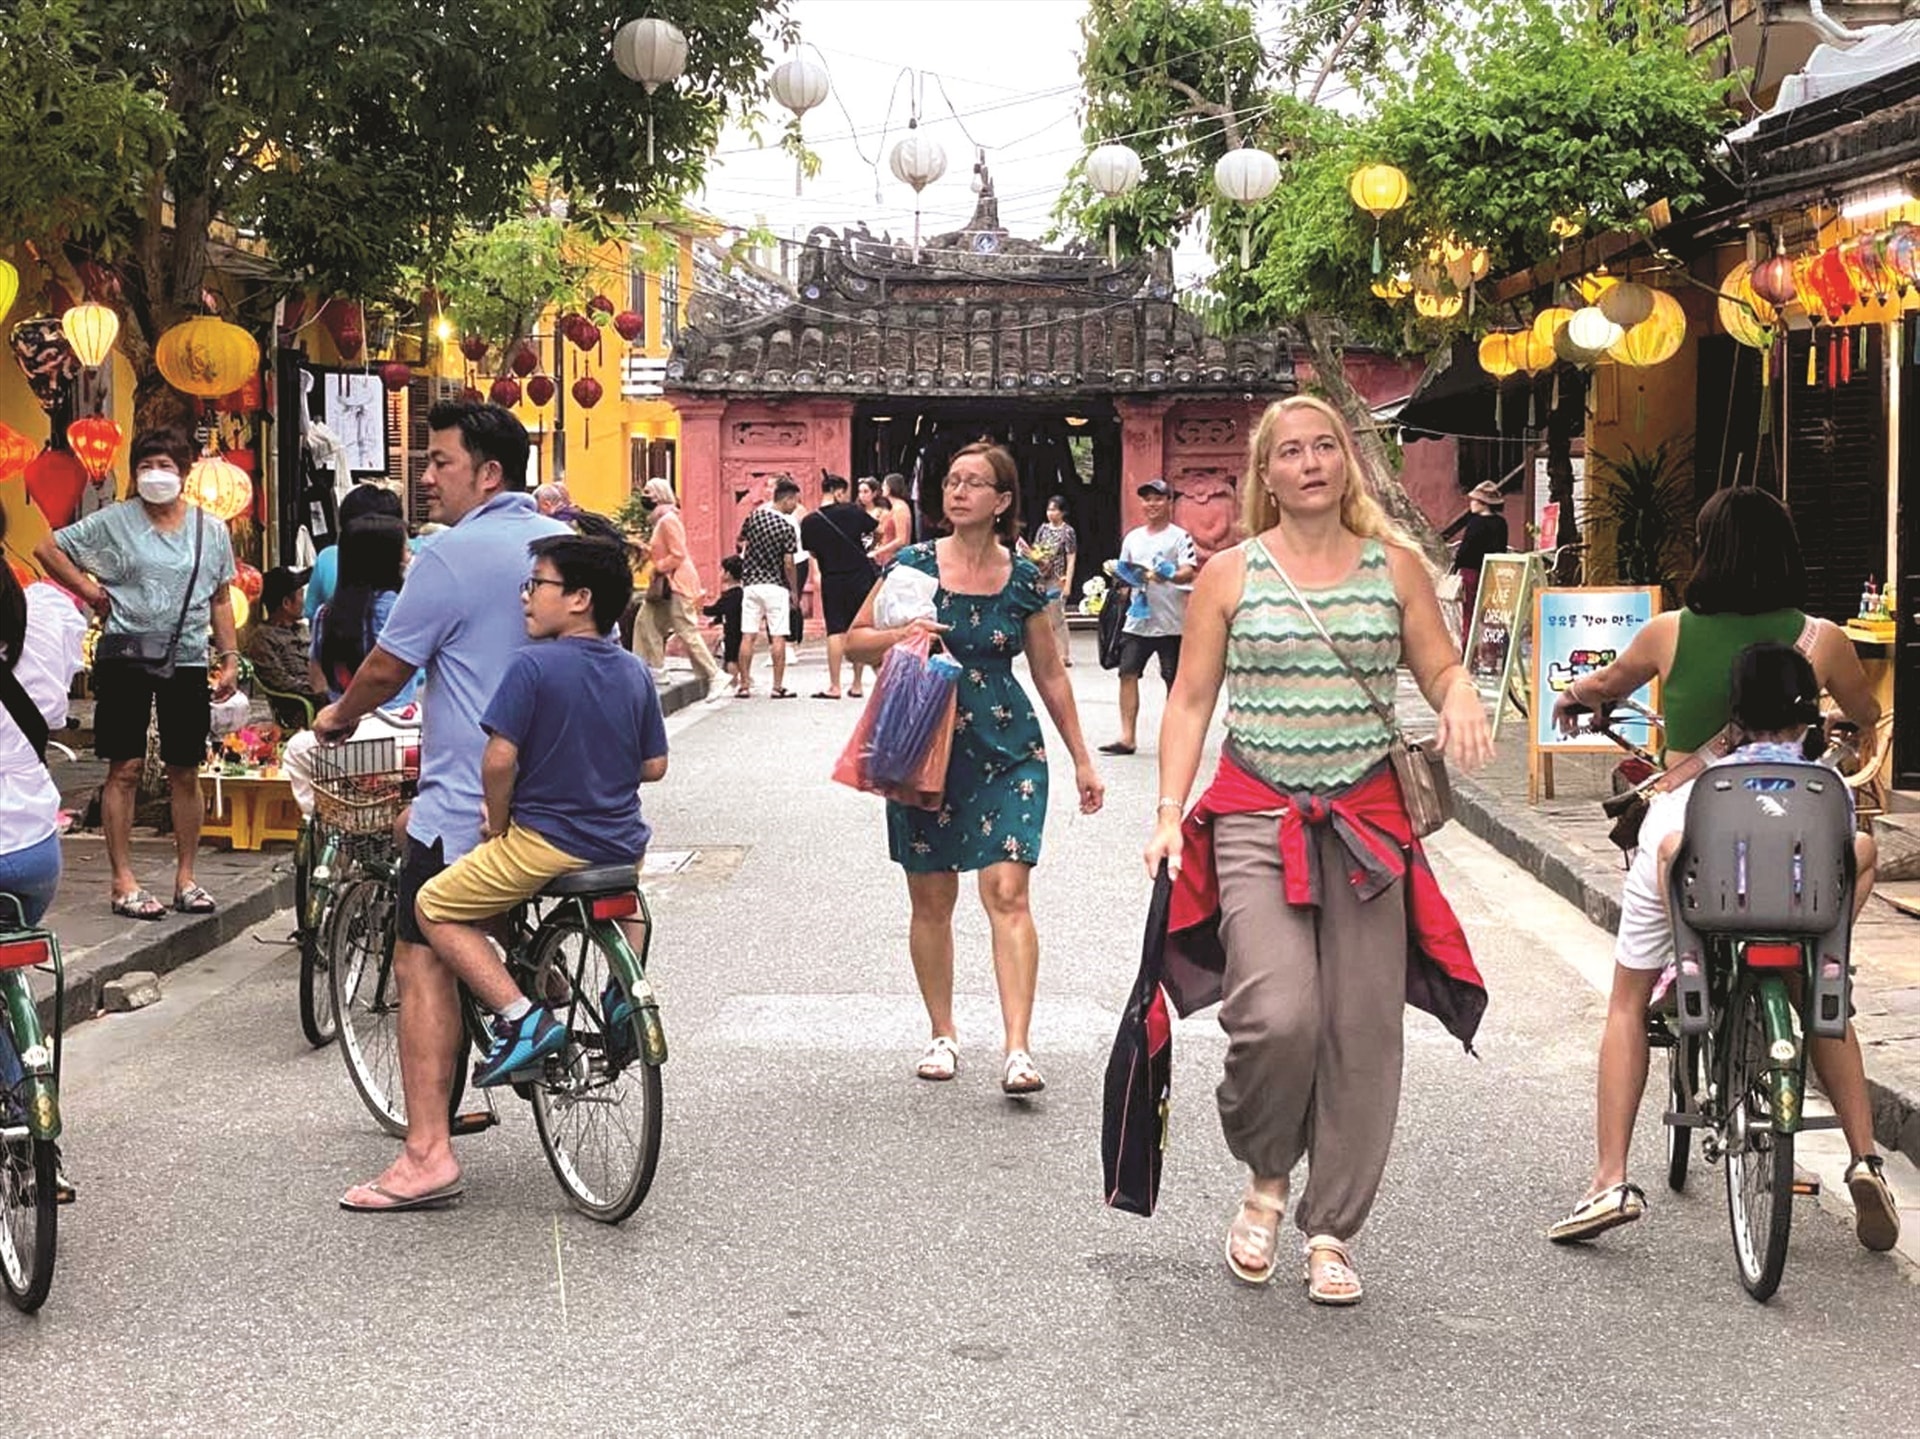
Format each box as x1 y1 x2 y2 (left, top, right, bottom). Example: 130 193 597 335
1395 337 1502 441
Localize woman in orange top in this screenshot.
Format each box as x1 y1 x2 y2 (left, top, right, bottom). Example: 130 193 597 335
632 478 721 692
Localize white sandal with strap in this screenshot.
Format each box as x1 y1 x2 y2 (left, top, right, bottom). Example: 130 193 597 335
914 1035 959 1081
1225 1188 1288 1285
1303 1234 1363 1306
1002 1049 1045 1095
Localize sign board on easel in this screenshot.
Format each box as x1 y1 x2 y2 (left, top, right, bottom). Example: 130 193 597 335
1463 553 1540 740
1528 585 1662 802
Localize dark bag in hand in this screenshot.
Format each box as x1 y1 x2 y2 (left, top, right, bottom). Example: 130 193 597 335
1102 863 1174 1217
1097 583 1130 671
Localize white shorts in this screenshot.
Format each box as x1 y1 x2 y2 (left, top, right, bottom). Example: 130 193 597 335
740 582 790 637
1613 781 1696 970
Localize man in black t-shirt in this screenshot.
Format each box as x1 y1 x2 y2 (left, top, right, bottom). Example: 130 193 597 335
799 473 879 698
735 478 801 696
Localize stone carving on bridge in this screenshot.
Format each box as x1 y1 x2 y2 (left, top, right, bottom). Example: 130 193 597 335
1171 466 1241 565
1172 416 1239 449
729 421 808 450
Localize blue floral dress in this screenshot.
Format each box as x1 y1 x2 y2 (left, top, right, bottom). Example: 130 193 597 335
886 542 1050 872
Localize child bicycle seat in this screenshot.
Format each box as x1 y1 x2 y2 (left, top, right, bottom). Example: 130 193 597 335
1666 760 1853 1039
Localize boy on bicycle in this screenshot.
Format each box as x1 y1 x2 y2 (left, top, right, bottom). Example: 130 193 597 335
413 533 668 1087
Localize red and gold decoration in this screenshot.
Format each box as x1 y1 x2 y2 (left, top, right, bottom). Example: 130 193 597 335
65 414 123 479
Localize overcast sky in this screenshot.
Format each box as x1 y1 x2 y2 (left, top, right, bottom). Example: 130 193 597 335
691 0 1208 278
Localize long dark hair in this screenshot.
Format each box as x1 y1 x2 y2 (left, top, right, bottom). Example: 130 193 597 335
0 506 23 672
1684 487 1807 615
319 516 407 682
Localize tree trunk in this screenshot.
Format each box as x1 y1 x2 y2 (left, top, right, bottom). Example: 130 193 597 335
1301 312 1446 566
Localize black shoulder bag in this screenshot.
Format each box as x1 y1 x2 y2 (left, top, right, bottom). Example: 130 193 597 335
0 663 49 766
94 511 205 680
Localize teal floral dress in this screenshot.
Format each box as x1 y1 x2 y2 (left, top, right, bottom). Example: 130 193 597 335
886 542 1050 872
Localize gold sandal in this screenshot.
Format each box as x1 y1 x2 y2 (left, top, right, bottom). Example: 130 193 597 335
1225 1187 1287 1285
1303 1234 1363 1306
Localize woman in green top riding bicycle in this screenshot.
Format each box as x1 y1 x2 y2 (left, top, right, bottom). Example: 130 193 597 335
1543 487 1895 1251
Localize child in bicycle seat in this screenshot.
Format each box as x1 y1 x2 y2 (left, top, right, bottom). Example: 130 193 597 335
413 533 668 1087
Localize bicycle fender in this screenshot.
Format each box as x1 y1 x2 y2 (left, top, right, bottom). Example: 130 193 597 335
591 920 667 1066
1758 977 1802 1135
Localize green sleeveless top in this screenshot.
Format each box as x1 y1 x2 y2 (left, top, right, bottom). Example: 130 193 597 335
1663 607 1807 754
1225 537 1401 793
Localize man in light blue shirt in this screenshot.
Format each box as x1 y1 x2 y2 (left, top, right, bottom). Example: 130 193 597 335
315 402 566 1213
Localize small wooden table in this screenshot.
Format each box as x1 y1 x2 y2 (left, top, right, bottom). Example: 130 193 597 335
199 770 302 851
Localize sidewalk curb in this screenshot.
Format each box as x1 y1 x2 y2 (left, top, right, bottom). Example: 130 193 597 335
38 674 705 1035
1450 772 1920 1161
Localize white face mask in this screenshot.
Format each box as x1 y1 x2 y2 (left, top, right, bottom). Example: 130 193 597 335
135 468 183 505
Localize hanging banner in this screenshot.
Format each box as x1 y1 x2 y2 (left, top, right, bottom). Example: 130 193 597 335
1531 585 1662 755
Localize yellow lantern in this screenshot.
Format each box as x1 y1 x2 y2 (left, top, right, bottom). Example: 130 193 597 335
1436 236 1489 291
1477 332 1518 378
155 316 261 399
228 587 251 630
1608 288 1686 367
1371 272 1412 302
1716 260 1777 350
1573 271 1617 304
1348 164 1409 274
0 259 18 327
1413 289 1464 320
1514 329 1558 375
1531 306 1574 349
186 453 254 521
61 302 120 368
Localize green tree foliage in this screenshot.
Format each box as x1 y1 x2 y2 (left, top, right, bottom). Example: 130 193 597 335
0 0 788 367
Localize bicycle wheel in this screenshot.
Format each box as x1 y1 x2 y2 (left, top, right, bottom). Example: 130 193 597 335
330 879 409 1138
1665 1029 1699 1193
528 923 661 1224
0 1003 56 1311
1723 981 1794 1301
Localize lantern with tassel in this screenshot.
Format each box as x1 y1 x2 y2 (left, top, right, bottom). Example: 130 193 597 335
612 18 689 165
459 334 491 364
1087 143 1144 268
1749 253 1799 310
1346 164 1409 274
769 53 831 194
1213 147 1280 270
572 374 603 448
1598 281 1655 329
613 310 645 343
378 361 412 394
66 415 123 479
489 376 523 408
526 374 556 407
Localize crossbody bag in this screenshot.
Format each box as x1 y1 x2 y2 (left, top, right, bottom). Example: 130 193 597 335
1266 550 1454 838
93 510 205 680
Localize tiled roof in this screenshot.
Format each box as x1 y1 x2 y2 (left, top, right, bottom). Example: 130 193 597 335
665 185 1294 399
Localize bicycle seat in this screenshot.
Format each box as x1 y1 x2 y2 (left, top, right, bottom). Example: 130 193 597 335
540 864 640 898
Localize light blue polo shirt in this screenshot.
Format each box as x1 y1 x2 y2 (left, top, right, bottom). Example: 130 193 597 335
55 501 235 642
376 492 568 860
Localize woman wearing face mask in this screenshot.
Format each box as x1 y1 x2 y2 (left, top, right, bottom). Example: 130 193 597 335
629 478 722 695
35 428 240 921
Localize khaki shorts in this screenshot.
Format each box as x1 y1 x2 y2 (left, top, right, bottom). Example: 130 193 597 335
415 823 587 926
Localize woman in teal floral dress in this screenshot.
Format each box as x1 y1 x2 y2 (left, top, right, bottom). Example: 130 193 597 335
848 442 1104 1096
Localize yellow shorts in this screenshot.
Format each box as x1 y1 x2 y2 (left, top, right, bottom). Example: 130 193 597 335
415 823 587 925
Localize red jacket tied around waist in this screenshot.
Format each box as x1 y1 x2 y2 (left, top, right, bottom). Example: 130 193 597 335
1163 751 1487 1052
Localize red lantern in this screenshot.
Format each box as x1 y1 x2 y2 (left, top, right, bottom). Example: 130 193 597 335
459 386 483 404
1886 223 1920 294
488 376 522 407
378 360 412 393
571 375 603 408
66 415 123 479
508 341 539 377
613 310 645 342
586 293 615 316
233 561 263 603
321 299 364 360
525 373 556 407
0 422 38 481
1810 247 1858 320
562 313 598 350
24 449 88 529
459 333 490 364
1749 254 1799 310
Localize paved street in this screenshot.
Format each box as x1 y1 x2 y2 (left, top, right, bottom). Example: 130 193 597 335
15 646 1919 1435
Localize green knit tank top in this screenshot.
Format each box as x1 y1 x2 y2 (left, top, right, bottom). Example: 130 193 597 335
1663 607 1807 754
1225 537 1401 793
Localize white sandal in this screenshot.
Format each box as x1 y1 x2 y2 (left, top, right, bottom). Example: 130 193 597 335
1303 1234 1363 1306
914 1035 959 1081
1225 1188 1287 1284
1001 1049 1045 1095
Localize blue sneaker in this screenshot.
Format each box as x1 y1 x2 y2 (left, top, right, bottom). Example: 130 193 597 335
601 979 636 1072
473 1006 567 1087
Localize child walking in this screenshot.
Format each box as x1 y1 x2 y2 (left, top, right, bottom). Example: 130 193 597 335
704 554 745 692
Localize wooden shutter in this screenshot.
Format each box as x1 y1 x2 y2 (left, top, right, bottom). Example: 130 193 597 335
1784 329 1885 624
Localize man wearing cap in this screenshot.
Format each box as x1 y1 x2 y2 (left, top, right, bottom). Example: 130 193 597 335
1101 477 1197 756
1444 480 1510 651
245 565 327 729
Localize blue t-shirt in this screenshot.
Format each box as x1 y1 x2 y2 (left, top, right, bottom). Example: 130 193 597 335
376 492 569 860
481 635 668 864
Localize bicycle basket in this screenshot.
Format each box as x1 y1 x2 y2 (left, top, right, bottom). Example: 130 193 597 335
310 736 415 835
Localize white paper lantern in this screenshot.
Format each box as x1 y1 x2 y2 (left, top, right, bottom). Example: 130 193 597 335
1086 143 1142 198
1566 305 1624 355
1213 147 1281 268
770 55 830 117
612 17 688 92
889 128 948 192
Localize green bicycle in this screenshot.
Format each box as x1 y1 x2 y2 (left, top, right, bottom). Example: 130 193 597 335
0 893 64 1313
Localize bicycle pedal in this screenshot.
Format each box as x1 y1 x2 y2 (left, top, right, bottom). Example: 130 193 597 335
450 1109 499 1136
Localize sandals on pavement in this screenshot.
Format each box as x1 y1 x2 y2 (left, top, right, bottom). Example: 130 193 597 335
1547 1181 1646 1244
1225 1187 1287 1285
1303 1235 1363 1306
1001 1049 1045 1095
1097 741 1136 756
338 1178 466 1213
915 1035 959 1081
1846 1154 1901 1252
770 687 799 699
173 884 217 914
111 890 166 921
811 690 841 699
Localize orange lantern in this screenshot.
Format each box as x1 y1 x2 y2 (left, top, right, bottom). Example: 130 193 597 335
1608 288 1687 367
66 415 123 479
0 421 35 480
233 561 263 602
185 453 254 521
1531 306 1574 349
155 317 261 399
